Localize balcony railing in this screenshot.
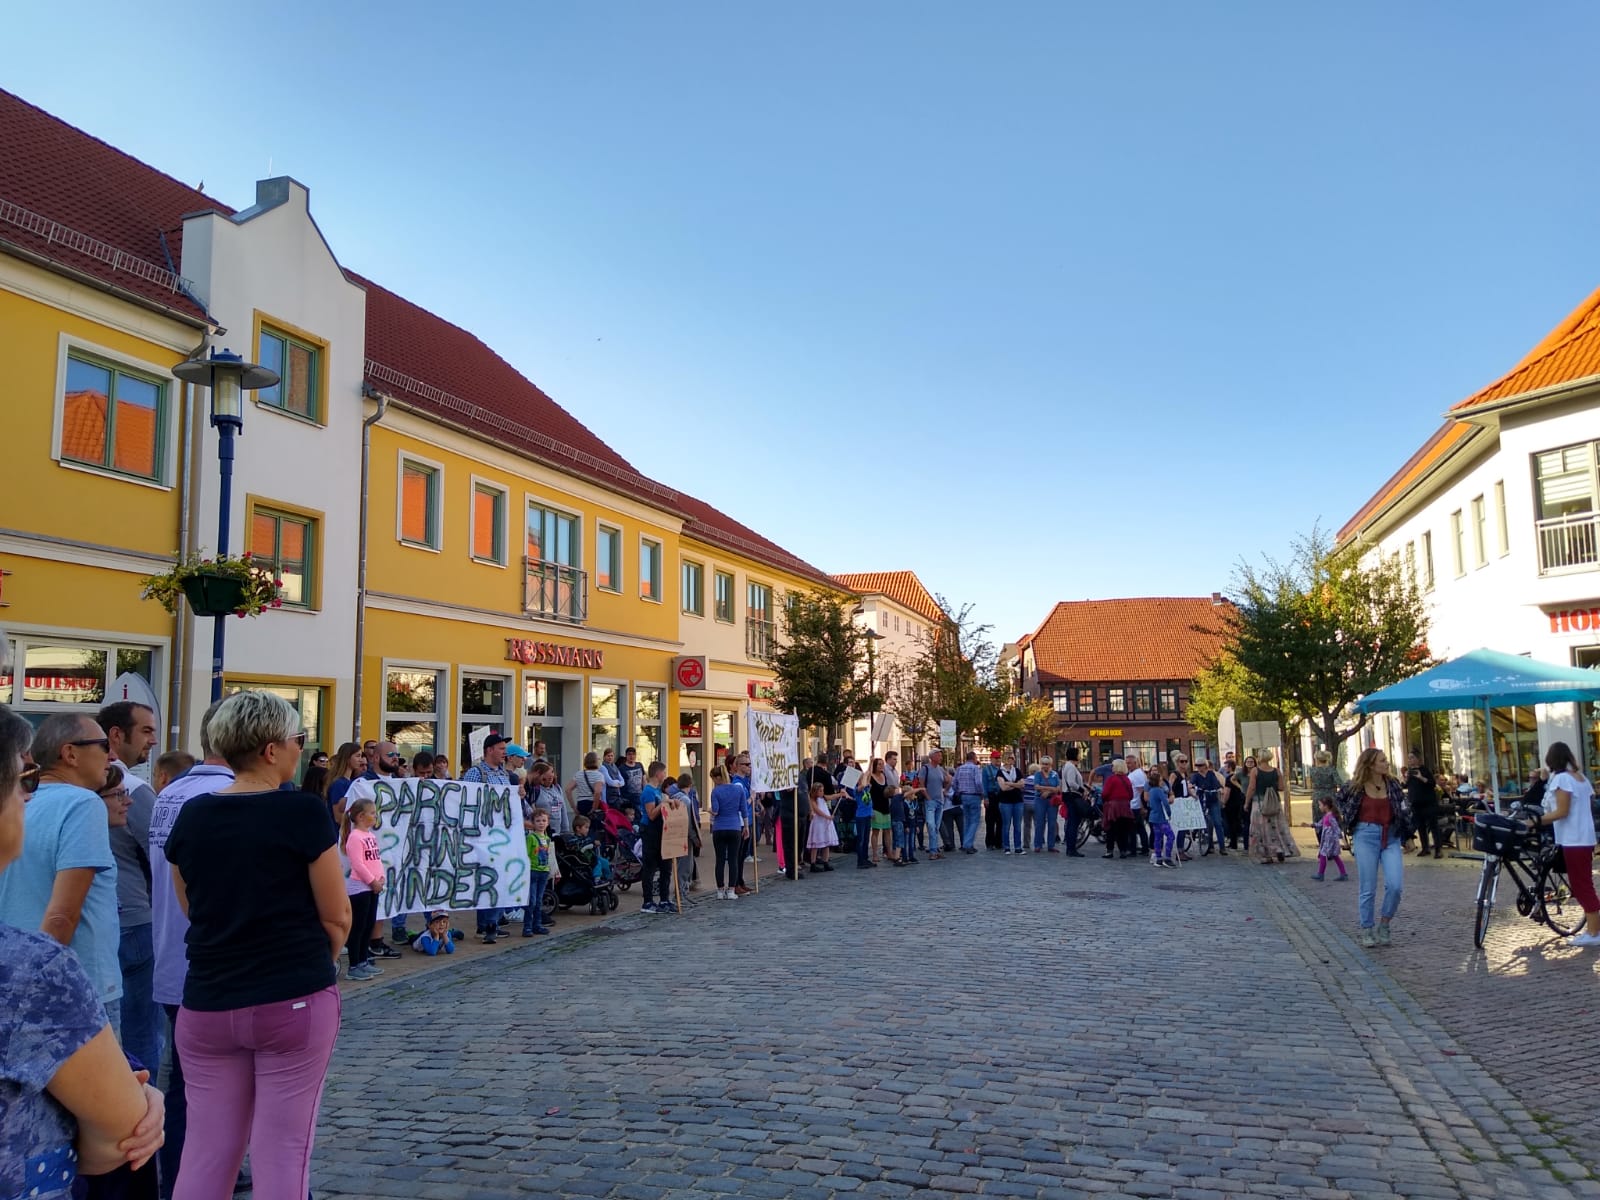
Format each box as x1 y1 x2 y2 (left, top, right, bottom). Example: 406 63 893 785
1536 513 1600 575
524 558 587 624
746 617 775 662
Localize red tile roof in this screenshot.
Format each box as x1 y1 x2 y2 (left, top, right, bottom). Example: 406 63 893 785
0 88 220 322
1341 284 1600 543
2 87 829 587
1025 597 1231 683
831 572 948 626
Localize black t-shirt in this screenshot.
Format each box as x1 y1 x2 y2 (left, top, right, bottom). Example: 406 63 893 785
165 788 338 1011
807 765 834 794
1405 765 1437 810
869 778 891 814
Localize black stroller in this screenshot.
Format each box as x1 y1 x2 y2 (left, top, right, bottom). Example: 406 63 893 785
552 836 619 915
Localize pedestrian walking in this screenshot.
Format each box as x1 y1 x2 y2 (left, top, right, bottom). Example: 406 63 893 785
1246 750 1298 864
1312 796 1348 881
1533 742 1599 947
1337 748 1406 948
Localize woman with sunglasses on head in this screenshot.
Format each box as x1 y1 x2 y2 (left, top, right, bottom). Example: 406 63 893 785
162 690 351 1200
0 704 165 1198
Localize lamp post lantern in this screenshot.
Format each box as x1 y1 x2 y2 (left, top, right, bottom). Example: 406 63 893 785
172 348 280 702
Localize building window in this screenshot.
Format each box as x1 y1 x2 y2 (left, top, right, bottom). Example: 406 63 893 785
524 679 567 783
893 615 900 632
596 524 622 593
634 686 663 765
1157 686 1178 715
1494 480 1509 557
256 322 322 421
1404 541 1416 589
399 457 441 549
714 571 735 623
1 635 157 721
1471 495 1487 567
1133 687 1154 714
60 351 167 482
526 502 584 622
384 666 445 759
1450 510 1465 577
1076 688 1096 714
224 681 323 777
1420 531 1435 591
1534 442 1600 573
682 560 704 616
248 500 317 609
1050 686 1070 713
640 537 663 602
459 672 511 767
1125 740 1158 769
747 582 774 661
591 683 623 756
1108 688 1126 713
471 481 508 565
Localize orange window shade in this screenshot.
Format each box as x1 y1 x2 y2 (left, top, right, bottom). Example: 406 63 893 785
112 400 157 477
401 468 430 543
251 513 277 557
280 518 305 560
61 389 109 465
473 490 497 559
286 343 314 416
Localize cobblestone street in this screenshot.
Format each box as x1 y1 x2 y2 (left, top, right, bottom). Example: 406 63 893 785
312 847 1599 1200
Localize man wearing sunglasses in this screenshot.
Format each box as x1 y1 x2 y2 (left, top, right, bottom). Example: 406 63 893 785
0 714 122 1034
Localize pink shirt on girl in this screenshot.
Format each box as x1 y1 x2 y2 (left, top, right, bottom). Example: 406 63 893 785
345 826 384 894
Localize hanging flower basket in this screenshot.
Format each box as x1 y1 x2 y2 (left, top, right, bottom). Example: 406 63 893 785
141 553 284 619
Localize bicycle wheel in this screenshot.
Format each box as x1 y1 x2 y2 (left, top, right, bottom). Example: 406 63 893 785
1536 855 1584 937
1077 815 1097 850
1473 859 1501 948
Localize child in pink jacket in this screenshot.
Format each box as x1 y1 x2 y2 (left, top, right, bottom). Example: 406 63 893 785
343 798 386 979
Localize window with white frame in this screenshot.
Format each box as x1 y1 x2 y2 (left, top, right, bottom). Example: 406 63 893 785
1471 495 1487 567
1450 510 1466 577
399 457 441 549
459 671 512 767
640 537 663 602
1050 686 1070 713
384 665 445 758
682 559 704 615
60 350 169 483
634 686 663 765
1494 480 1509 556
0 634 160 729
596 523 622 592
714 570 735 623
1421 531 1435 590
590 683 623 755
1404 541 1416 590
471 481 508 565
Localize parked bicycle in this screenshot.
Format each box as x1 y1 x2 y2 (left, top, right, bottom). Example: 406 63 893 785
1471 804 1582 947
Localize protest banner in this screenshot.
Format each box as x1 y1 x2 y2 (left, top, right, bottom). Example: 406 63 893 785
746 710 800 793
355 777 531 920
938 720 957 749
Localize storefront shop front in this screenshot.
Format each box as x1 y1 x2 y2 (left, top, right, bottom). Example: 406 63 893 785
363 607 676 783
1056 725 1213 771
1 624 169 734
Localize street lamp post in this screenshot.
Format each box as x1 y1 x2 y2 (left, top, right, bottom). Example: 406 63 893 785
864 628 885 759
172 348 280 702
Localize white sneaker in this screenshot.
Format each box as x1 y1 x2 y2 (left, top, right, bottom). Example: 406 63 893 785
1567 930 1600 947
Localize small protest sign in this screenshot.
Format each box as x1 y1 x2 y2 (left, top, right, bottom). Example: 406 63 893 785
938 720 957 749
1170 795 1207 832
660 797 690 859
747 710 800 793
838 765 863 791
353 777 531 919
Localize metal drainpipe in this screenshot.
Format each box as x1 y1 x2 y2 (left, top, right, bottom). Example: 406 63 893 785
168 349 208 749
351 389 389 741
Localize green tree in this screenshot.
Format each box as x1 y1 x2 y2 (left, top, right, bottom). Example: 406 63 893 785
1185 652 1286 744
881 656 936 752
771 590 877 748
1219 528 1430 760
922 598 1004 748
1012 697 1060 762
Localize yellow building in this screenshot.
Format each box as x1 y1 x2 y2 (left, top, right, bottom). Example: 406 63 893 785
0 92 219 732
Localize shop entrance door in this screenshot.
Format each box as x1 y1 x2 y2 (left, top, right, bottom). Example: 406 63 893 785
524 677 570 784
679 707 706 801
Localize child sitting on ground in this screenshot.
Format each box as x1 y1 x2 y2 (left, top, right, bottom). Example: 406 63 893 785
1147 774 1175 867
412 910 456 955
1314 796 1349 881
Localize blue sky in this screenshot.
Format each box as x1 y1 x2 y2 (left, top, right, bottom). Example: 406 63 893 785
7 2 1600 645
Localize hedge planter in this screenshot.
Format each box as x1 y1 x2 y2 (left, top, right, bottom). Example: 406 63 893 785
180 571 249 617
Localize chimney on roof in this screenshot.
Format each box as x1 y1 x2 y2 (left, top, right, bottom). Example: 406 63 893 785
1211 592 1223 606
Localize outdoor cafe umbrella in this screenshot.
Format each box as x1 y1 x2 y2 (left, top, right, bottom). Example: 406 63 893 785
1354 647 1600 811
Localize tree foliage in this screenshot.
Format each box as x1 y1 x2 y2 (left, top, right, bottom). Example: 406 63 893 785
1185 652 1287 743
771 591 877 740
1217 527 1430 758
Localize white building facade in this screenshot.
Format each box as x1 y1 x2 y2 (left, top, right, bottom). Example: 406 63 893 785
1339 289 1600 787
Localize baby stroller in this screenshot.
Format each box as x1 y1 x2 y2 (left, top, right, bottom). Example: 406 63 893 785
552 836 619 915
590 799 644 891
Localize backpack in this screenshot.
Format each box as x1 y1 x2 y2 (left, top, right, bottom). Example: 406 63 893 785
1258 786 1282 818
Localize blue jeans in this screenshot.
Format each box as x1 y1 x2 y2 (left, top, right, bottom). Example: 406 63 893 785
856 815 873 865
1204 799 1228 851
390 915 410 942
1032 794 1057 850
924 798 944 851
1352 822 1404 928
999 801 1024 851
892 818 907 858
960 796 982 849
477 906 503 934
523 874 550 934
117 922 162 1076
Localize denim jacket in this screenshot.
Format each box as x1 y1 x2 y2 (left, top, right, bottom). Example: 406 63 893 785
1336 777 1410 838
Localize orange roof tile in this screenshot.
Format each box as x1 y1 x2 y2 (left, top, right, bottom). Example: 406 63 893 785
1024 597 1231 684
1336 421 1474 542
832 571 948 626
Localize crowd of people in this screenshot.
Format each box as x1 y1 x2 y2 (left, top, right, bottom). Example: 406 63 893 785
2 685 1596 1200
